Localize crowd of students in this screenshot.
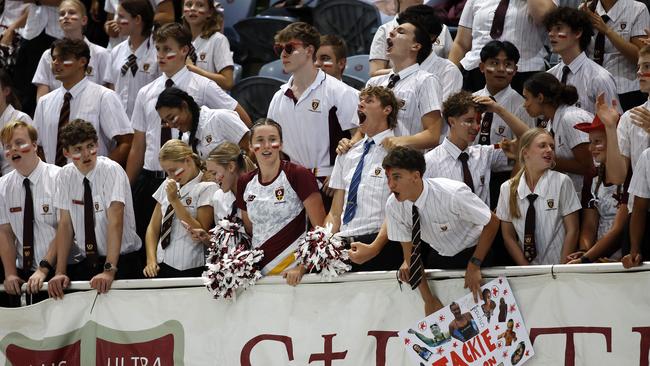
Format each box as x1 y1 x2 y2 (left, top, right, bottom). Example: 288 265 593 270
0 0 649 314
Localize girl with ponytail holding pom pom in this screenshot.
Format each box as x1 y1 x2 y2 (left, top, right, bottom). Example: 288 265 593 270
495 128 581 265
143 139 217 278
236 118 326 286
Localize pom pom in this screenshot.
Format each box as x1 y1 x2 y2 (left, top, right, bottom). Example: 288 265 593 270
295 224 351 281
203 217 262 300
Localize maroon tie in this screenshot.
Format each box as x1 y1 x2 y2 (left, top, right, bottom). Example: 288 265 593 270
55 92 72 166
459 152 475 193
160 204 174 249
490 0 509 39
83 177 98 268
23 178 34 270
523 194 538 262
478 96 496 145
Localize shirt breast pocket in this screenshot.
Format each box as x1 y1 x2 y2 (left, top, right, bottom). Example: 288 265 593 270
37 198 57 225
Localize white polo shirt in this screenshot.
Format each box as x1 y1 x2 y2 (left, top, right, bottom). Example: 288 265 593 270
33 77 134 164
473 85 536 151
629 147 650 201
386 178 492 256
420 51 463 101
424 138 509 207
366 63 442 138
183 106 249 160
107 37 160 117
545 104 591 192
267 69 358 177
54 156 141 259
193 31 234 74
0 105 32 175
496 170 581 265
32 38 110 91
617 99 650 169
153 172 217 271
369 16 454 61
329 129 394 237
0 161 60 271
547 52 620 114
589 0 650 94
131 66 238 172
22 4 64 40
458 0 556 72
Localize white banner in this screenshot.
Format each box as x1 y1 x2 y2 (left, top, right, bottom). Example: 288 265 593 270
1 266 650 365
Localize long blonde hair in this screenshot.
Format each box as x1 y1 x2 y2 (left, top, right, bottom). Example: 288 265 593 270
159 139 204 171
508 128 553 219
206 141 256 173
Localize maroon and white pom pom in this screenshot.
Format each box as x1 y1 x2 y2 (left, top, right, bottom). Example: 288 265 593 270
295 224 351 281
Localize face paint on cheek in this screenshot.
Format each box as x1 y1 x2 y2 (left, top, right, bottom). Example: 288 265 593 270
19 143 31 153
63 60 74 66
197 9 206 14
557 32 568 39
252 143 262 152
118 19 129 25
505 67 516 74
321 61 334 67
638 72 650 78
71 152 82 161
485 66 497 73
89 147 97 156
270 142 281 149
174 167 185 178
165 52 177 60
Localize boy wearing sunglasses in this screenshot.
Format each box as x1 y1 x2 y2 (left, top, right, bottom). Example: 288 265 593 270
126 23 251 243
267 22 359 209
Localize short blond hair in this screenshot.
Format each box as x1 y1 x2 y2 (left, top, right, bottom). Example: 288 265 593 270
0 120 38 146
159 139 203 170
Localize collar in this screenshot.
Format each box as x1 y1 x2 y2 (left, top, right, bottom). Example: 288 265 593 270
563 52 588 73
22 160 46 185
596 0 624 23
391 63 419 81
517 169 552 199
413 178 430 209
491 85 513 101
165 66 190 85
441 137 467 160
359 128 394 149
131 36 152 58
0 104 16 122
64 77 90 98
281 69 326 103
179 171 203 197
551 104 569 126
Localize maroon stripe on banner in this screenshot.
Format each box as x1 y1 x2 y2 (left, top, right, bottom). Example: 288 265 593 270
257 210 306 270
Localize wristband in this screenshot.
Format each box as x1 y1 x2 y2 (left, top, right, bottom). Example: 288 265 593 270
39 259 54 272
469 256 482 267
580 255 592 264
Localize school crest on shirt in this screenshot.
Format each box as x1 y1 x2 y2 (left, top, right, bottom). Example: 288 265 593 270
85 66 93 76
398 99 406 110
498 126 506 135
547 199 555 209
186 197 192 205
247 194 256 202
374 167 382 176
275 187 285 202
440 225 448 232
94 202 100 211
42 204 49 213
480 175 485 185
200 52 206 61
143 63 150 72
205 135 213 143
620 22 627 30
311 99 320 112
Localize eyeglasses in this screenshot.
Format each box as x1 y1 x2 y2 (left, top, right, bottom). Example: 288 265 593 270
273 41 304 56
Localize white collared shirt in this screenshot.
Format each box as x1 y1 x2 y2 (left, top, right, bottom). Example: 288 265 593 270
629 147 650 202
22 4 64 40
131 66 238 171
386 178 492 256
103 0 162 49
424 138 509 207
617 99 650 169
212 189 236 223
420 51 463 102
0 105 33 175
267 69 358 176
32 37 110 90
366 64 442 138
0 161 60 271
369 17 453 61
107 36 160 117
33 78 134 164
54 156 141 258
473 85 536 153
153 171 217 271
547 52 621 114
182 106 249 159
0 2 29 29
458 0 556 72
192 31 234 74
329 129 394 237
496 170 581 265
589 0 650 94
545 104 592 192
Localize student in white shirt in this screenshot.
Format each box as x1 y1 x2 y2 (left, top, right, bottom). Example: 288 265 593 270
33 0 110 101
33 38 134 167
545 6 620 114
583 0 650 111
325 86 403 272
267 22 358 209
521 72 594 192
183 0 234 91
143 139 217 278
449 0 556 93
0 70 32 175
155 87 249 159
496 128 581 265
314 34 354 86
103 0 163 49
48 120 142 299
126 23 250 244
623 147 650 267
384 146 500 315
0 121 60 306
567 116 630 264
106 0 159 118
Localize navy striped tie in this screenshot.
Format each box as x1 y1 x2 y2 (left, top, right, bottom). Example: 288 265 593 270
342 139 374 224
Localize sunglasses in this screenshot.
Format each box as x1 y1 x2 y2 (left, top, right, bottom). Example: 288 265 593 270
273 41 304 56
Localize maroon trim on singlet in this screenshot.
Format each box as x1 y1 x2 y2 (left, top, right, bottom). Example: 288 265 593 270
256 209 306 269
